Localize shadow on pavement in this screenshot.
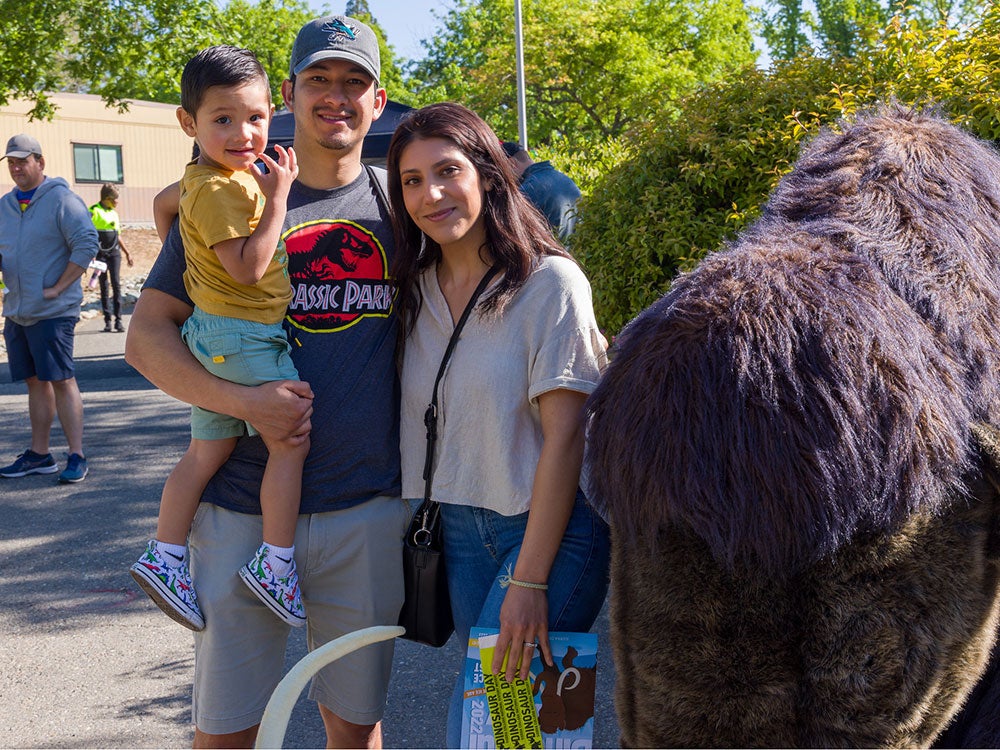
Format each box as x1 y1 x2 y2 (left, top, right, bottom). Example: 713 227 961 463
0 327 619 748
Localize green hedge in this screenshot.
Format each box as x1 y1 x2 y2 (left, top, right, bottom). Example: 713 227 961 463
572 8 1000 336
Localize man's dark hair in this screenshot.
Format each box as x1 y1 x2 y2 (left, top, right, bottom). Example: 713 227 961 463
181 45 270 116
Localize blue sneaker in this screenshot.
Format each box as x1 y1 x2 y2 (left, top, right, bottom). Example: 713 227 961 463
58 453 88 483
0 450 58 478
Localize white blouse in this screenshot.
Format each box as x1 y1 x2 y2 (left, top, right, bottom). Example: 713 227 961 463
400 255 608 515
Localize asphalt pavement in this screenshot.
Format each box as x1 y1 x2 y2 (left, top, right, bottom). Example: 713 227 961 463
0 311 618 749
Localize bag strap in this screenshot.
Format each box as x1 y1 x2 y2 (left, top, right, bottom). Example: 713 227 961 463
422 265 500 503
364 164 391 216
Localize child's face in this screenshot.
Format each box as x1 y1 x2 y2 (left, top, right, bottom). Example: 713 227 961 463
178 79 272 173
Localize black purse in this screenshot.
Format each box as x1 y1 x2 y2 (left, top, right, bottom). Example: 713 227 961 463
398 265 499 647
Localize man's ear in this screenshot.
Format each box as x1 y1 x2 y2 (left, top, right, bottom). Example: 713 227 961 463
176 107 197 138
281 78 294 106
372 87 387 121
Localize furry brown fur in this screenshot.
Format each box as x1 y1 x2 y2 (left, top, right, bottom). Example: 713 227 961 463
586 107 1000 747
588 239 973 576
761 106 1000 426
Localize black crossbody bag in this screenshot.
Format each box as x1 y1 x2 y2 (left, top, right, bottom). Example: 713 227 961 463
398 265 500 646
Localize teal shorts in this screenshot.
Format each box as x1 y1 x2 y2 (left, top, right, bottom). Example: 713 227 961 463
181 307 298 440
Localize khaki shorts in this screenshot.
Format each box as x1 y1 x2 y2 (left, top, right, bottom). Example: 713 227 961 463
188 496 410 734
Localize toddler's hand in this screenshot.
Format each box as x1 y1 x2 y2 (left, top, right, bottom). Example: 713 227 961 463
252 144 298 203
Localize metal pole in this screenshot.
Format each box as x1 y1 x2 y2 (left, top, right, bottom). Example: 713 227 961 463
514 0 528 149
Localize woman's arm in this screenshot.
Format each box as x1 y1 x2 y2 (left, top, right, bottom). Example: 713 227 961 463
493 387 588 680
117 235 133 267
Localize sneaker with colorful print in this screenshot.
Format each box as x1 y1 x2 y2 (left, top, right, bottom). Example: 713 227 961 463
239 543 306 627
129 540 205 631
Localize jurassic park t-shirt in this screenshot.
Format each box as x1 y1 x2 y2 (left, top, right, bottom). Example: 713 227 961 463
145 167 401 514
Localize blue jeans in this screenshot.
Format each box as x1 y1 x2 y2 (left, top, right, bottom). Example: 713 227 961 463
439 494 611 748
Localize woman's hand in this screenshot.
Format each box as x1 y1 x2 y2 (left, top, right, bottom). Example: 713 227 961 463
494 585 550 681
488 388 589 681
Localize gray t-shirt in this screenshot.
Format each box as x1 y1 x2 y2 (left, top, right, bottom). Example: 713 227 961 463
145 167 401 514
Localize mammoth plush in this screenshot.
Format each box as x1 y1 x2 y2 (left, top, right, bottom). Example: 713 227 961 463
585 106 1000 748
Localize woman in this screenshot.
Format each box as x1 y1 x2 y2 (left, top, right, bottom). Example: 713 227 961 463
387 102 611 747
88 183 134 332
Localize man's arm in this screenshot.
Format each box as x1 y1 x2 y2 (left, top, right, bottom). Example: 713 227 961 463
125 227 314 443
42 261 87 300
126 289 313 441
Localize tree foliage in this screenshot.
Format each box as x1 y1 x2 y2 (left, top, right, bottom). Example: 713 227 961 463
573 4 1000 335
406 0 757 146
0 0 414 118
757 0 988 60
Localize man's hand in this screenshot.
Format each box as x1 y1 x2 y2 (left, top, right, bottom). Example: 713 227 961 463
243 379 314 444
43 262 87 301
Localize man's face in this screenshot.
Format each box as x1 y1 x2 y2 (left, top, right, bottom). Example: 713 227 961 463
7 154 44 191
282 58 386 155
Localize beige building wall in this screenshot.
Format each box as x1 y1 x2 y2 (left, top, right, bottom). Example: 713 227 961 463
0 92 193 225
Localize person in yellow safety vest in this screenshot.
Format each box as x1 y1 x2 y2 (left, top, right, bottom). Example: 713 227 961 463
89 184 133 332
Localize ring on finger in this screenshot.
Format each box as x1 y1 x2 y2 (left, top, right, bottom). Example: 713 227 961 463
524 641 537 648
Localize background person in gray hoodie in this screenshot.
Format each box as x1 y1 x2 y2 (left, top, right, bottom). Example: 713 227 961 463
0 134 97 483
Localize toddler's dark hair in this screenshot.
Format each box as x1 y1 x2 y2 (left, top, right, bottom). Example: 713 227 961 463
181 45 269 116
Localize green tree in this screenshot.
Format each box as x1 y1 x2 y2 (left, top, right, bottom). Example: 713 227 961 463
0 0 329 118
407 0 756 146
573 5 1000 335
756 0 987 61
757 0 813 59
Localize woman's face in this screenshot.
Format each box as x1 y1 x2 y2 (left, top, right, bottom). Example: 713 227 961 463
398 137 487 252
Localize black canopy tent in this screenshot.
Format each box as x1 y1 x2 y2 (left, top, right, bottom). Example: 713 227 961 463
266 99 413 162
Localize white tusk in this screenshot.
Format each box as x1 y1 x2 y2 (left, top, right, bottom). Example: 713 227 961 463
255 625 406 749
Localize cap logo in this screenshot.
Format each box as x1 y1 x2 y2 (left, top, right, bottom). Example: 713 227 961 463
323 18 357 41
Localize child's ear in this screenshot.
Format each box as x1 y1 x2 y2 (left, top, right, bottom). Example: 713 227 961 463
176 107 197 138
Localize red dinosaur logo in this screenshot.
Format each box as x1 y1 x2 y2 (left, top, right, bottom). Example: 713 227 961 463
283 219 393 333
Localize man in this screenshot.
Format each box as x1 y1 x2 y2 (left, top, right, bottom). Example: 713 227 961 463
502 140 582 241
0 134 97 483
124 16 407 748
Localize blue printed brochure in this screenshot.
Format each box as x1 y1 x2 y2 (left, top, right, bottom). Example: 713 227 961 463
460 627 598 749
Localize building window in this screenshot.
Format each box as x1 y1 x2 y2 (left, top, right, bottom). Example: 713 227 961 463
73 143 123 183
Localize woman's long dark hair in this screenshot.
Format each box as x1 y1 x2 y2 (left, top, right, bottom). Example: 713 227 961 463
387 102 571 344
